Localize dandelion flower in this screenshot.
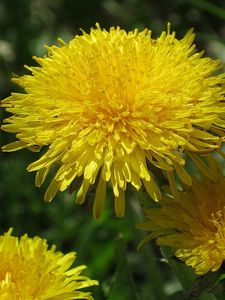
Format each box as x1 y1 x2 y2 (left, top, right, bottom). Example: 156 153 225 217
2 24 225 217
137 170 225 275
0 228 98 299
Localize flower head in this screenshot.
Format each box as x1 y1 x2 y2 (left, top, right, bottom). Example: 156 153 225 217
0 229 98 300
2 24 225 217
137 169 225 275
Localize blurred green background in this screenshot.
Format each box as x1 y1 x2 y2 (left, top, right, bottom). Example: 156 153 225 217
1 1 225 299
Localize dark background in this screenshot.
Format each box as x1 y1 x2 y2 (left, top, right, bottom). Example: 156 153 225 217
1 1 225 299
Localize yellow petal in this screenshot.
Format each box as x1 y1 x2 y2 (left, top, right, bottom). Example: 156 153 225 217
115 190 125 217
76 179 90 204
142 175 161 201
44 179 61 202
93 175 106 219
1 141 27 152
35 168 49 187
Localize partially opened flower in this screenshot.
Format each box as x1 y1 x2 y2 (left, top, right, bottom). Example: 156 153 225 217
2 24 225 217
137 168 225 275
0 228 98 299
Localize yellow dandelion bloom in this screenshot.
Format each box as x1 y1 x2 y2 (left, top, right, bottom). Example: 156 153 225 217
2 24 225 217
0 228 98 300
137 169 225 275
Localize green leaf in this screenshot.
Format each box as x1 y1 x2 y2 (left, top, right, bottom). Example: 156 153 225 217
161 247 218 300
108 236 139 300
161 246 197 291
183 272 220 300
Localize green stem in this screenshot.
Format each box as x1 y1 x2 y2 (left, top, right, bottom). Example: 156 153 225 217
188 0 225 21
